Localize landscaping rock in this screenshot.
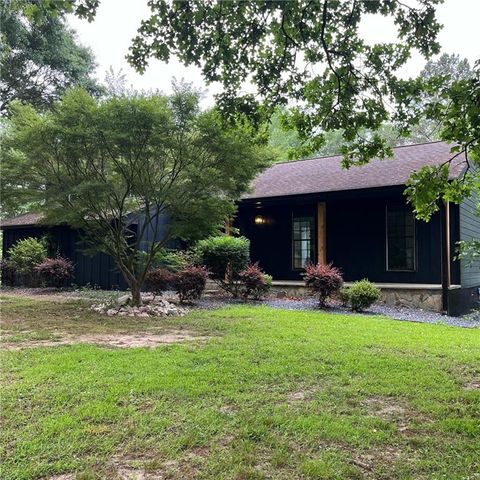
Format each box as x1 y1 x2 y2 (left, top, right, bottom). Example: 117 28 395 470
116 294 131 306
91 296 187 317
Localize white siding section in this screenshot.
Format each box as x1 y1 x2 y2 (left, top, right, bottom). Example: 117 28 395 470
460 189 480 288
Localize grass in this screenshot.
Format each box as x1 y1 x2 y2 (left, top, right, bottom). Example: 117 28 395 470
1 294 479 479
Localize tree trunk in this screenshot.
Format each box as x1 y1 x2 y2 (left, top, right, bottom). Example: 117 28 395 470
130 282 142 306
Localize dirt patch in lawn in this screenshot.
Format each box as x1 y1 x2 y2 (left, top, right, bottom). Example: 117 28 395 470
1 290 85 303
362 396 406 417
286 387 318 404
362 396 433 438
2 330 212 350
352 445 404 476
464 378 480 390
109 454 205 480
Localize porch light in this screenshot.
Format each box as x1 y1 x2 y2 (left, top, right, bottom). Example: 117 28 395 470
254 215 266 225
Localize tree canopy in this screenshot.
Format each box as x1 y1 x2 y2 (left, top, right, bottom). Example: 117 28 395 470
0 0 101 114
2 86 273 303
126 0 444 164
268 53 475 162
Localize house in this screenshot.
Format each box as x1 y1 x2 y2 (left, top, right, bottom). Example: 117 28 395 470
2 141 479 315
235 141 480 315
0 212 174 290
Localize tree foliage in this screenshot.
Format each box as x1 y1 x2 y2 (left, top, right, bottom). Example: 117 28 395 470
269 54 475 162
0 0 101 114
405 62 480 221
2 86 272 304
126 0 443 164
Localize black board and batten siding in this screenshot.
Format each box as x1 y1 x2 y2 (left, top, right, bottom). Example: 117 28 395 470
459 191 480 288
1 214 174 289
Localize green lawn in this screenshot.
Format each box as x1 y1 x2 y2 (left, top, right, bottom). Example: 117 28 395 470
1 295 479 479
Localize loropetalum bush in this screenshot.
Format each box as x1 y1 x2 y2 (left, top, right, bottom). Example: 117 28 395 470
35 257 74 287
144 267 175 295
8 237 47 274
304 263 343 307
238 263 272 300
175 265 209 303
341 279 380 312
196 236 250 296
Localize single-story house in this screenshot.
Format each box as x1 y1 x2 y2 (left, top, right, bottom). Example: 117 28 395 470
0 212 174 290
2 141 479 314
235 141 480 315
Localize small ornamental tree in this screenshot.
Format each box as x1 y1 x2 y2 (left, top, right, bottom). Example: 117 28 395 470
304 263 343 307
35 257 74 287
2 86 272 305
196 236 250 296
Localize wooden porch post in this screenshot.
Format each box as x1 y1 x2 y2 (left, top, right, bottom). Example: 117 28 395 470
441 201 451 313
317 202 326 264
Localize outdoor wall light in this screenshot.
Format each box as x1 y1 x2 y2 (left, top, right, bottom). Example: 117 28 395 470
254 215 267 225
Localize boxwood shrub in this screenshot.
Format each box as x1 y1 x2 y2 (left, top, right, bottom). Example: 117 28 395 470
341 279 380 312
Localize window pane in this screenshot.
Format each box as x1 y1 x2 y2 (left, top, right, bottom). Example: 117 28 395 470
293 216 315 269
387 205 415 271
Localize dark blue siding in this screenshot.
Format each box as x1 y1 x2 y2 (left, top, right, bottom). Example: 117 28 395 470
1 214 173 289
237 187 458 284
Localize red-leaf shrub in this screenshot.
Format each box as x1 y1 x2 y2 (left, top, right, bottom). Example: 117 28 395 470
175 266 209 303
304 263 343 306
35 257 74 287
238 263 272 300
144 267 175 295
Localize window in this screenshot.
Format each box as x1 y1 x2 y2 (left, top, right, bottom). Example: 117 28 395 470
293 215 315 269
386 205 416 271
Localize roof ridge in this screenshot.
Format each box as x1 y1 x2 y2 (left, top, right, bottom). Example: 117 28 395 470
272 140 447 166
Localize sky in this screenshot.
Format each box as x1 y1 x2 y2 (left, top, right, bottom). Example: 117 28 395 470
68 0 480 105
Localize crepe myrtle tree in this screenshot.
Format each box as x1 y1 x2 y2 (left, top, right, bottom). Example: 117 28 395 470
2 84 273 305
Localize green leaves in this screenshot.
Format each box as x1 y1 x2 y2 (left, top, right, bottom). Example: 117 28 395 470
126 0 443 162
0 0 101 114
2 86 272 296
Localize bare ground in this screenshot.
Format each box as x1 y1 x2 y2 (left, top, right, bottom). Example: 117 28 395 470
1 330 212 350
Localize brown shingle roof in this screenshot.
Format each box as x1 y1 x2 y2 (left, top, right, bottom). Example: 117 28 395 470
0 213 44 228
243 141 465 200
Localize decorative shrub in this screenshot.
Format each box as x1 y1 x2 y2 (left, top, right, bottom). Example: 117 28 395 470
175 265 209 303
341 279 380 312
196 236 250 296
238 263 272 300
0 259 16 286
35 257 74 287
151 248 193 273
304 263 343 307
144 267 175 295
8 237 48 274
